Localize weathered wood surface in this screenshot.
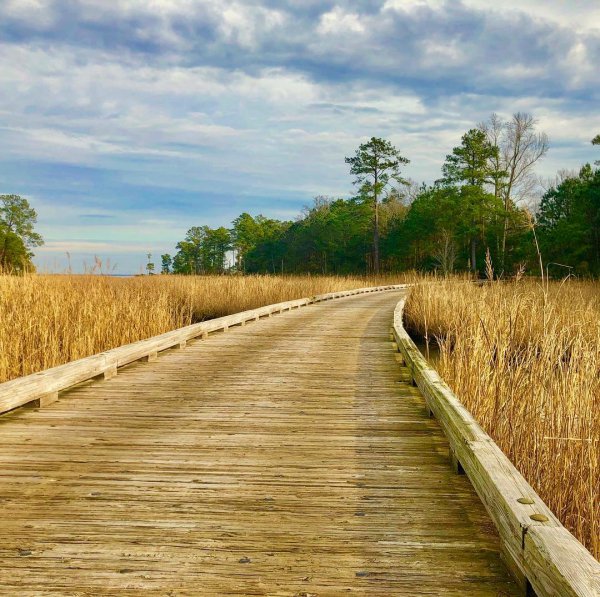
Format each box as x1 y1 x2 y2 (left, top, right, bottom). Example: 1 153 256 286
0 290 519 596
393 296 600 597
0 285 404 415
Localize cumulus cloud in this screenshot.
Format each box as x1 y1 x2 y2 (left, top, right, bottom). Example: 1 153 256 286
2 0 598 94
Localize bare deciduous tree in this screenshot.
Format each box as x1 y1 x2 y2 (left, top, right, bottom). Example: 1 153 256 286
432 229 457 277
479 113 549 269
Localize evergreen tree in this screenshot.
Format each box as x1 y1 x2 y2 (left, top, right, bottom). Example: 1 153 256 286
161 254 172 274
537 164 600 274
345 138 409 274
440 130 502 272
231 213 262 271
173 227 205 274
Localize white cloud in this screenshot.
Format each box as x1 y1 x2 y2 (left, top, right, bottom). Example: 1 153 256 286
318 8 365 35
420 39 466 68
3 0 55 27
219 3 286 49
560 40 597 89
386 0 600 31
383 0 445 12
465 0 600 32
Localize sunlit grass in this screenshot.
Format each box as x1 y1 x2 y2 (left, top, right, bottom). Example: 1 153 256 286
0 273 408 383
404 278 599 559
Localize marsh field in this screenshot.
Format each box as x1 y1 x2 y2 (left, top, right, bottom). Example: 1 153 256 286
0 273 597 558
0 273 409 383
405 278 599 559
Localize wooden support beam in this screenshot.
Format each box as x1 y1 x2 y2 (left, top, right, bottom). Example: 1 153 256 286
103 366 117 380
31 391 59 408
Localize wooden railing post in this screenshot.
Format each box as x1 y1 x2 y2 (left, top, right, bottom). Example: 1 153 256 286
103 365 117 380
31 391 59 408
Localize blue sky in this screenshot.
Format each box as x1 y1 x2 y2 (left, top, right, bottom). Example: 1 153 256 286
1 0 599 274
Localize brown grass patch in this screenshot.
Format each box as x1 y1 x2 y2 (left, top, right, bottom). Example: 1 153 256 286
0 273 407 383
404 278 599 558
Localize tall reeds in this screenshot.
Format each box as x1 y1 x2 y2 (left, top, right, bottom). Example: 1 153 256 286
0 273 406 383
404 279 599 558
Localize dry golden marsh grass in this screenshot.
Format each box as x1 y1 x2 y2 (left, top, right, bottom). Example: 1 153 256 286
0 273 408 383
404 278 599 559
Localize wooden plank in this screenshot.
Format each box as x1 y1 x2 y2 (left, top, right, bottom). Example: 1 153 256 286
393 295 600 597
0 290 518 595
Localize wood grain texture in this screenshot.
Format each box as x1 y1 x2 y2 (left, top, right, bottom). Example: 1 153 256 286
393 296 600 597
0 291 519 596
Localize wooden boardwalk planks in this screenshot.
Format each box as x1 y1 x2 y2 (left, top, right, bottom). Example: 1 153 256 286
0 291 518 596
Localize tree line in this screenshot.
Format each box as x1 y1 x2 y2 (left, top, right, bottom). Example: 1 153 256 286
162 114 599 277
1 113 598 277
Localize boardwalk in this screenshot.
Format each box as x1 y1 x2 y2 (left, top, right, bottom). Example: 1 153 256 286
0 291 518 596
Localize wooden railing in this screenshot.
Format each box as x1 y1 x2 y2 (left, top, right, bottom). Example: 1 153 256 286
392 295 600 597
0 284 406 416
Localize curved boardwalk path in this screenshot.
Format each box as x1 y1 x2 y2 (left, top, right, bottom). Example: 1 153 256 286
0 291 518 596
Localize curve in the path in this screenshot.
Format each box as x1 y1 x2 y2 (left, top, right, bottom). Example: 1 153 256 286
0 291 518 596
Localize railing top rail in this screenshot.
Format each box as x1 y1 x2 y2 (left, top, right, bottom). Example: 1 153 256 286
392 294 599 597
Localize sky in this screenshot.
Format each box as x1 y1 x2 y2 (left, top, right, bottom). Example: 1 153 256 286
1 0 599 274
